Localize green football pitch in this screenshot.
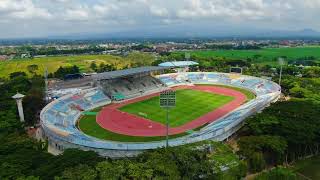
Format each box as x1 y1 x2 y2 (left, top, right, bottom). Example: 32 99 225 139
119 89 234 127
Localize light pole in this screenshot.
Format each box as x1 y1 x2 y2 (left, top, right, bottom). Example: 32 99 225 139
12 93 25 122
278 57 285 87
44 67 49 103
166 107 169 147
160 90 176 148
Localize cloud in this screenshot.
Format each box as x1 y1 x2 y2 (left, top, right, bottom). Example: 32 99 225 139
0 0 319 38
0 0 52 19
150 6 169 17
177 0 272 20
64 6 90 21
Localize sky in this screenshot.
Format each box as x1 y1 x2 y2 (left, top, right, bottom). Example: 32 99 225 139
0 0 320 38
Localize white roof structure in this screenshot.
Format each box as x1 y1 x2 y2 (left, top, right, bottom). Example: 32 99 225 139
12 93 25 99
158 61 199 67
93 66 169 80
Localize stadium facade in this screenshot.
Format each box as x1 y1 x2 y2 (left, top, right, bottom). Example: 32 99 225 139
41 67 281 157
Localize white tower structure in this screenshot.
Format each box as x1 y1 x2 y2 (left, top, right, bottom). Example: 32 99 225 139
12 93 25 122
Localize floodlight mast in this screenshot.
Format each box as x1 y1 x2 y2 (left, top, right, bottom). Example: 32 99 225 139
160 90 176 148
166 106 169 147
278 58 285 87
44 67 49 103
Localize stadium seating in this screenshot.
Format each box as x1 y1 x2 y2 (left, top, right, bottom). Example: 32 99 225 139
101 75 166 100
41 72 281 152
41 88 111 138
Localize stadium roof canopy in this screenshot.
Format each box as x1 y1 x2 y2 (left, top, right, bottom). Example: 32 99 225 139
158 61 199 67
93 66 169 80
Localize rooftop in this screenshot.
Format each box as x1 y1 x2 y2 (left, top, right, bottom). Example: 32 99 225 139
158 61 199 67
12 93 25 99
93 66 169 80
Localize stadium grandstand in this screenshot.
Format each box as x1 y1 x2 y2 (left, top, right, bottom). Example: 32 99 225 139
41 64 281 157
93 66 169 100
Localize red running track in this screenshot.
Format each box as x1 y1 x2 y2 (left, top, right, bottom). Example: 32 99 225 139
96 85 247 137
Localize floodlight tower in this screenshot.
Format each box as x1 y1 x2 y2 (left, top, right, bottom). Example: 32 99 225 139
160 90 176 148
278 57 285 87
44 67 49 103
12 93 25 122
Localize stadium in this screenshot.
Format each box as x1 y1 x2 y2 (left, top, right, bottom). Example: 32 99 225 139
40 62 281 157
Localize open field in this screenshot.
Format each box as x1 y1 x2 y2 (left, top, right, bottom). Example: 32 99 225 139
1 46 319 78
0 53 154 78
174 46 320 64
119 89 234 127
0 55 123 78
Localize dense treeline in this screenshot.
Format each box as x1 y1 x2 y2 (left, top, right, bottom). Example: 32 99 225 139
3 45 112 57
254 166 297 180
204 44 262 50
240 100 320 163
235 66 320 178
49 65 80 79
0 132 246 179
0 73 45 129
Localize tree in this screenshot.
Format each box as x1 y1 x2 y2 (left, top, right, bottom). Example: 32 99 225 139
23 88 45 125
10 72 27 79
17 176 40 180
55 164 97 180
53 66 81 79
243 99 320 162
254 166 297 180
289 86 311 98
97 63 116 73
248 152 266 173
89 62 97 72
127 162 154 179
238 136 287 165
96 161 127 179
138 149 181 179
27 64 39 74
34 149 103 179
302 67 320 78
0 133 51 179
0 111 22 133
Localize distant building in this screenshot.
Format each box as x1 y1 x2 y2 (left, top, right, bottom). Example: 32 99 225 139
0 55 8 61
154 46 169 54
21 53 31 59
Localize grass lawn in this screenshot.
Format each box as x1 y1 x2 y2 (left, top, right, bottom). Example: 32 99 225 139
291 156 320 180
119 89 234 127
173 46 320 65
78 114 187 142
196 84 256 101
0 52 154 78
